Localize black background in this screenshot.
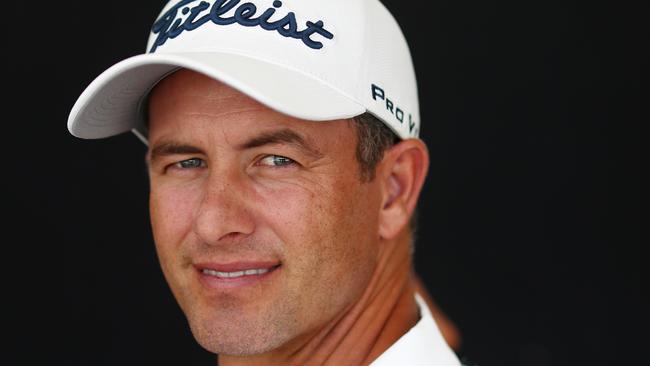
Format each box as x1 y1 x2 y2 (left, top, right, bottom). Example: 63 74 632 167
7 0 645 365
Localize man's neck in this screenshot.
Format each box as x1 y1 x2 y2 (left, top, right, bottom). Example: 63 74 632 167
219 234 419 366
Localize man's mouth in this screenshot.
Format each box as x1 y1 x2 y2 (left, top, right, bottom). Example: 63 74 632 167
201 267 275 279
195 262 282 289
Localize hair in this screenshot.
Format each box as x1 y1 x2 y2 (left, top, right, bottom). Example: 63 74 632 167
350 113 418 240
351 113 401 182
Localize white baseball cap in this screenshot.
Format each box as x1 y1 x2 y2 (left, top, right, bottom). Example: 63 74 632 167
68 0 420 144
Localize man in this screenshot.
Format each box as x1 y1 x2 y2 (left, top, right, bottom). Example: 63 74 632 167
68 0 461 364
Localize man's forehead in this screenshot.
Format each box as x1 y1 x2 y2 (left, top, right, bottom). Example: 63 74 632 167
149 70 289 136
146 105 348 151
146 69 357 151
149 69 264 111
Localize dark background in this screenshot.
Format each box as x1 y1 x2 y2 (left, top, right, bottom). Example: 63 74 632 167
7 0 645 365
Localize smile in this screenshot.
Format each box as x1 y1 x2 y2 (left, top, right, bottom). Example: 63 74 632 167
195 262 282 289
202 267 271 278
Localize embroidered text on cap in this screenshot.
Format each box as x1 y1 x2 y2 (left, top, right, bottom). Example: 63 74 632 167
150 0 335 53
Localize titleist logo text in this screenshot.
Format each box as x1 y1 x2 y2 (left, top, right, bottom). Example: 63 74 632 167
150 0 335 53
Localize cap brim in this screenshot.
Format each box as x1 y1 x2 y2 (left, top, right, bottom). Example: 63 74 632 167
68 52 366 143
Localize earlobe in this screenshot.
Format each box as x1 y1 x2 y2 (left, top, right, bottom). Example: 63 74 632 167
377 139 429 240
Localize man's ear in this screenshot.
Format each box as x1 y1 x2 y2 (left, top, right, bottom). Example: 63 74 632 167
377 139 429 240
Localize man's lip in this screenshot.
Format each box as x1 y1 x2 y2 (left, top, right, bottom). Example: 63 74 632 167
195 261 282 290
194 261 281 272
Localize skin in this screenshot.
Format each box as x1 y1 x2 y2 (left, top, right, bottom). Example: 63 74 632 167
146 69 432 365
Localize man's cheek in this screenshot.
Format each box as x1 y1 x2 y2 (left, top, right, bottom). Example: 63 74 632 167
150 185 201 244
255 185 320 226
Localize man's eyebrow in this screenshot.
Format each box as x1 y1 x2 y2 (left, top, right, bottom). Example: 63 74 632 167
147 142 205 164
146 129 323 164
239 129 323 158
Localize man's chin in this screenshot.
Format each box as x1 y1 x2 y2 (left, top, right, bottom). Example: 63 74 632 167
186 312 292 357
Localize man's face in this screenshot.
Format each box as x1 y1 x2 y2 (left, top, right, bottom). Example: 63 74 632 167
147 70 384 356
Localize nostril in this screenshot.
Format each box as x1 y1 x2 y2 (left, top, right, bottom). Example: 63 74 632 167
220 232 247 241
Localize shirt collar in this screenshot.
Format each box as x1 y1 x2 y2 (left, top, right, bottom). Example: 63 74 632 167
369 293 461 366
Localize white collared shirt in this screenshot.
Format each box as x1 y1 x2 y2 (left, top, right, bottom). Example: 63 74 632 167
369 293 462 366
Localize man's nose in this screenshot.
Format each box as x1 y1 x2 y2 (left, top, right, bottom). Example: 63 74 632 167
192 171 255 245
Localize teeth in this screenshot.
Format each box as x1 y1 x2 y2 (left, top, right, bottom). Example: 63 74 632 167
202 268 271 279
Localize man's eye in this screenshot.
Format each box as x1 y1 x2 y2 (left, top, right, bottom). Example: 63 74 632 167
258 155 296 167
175 158 205 169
